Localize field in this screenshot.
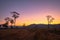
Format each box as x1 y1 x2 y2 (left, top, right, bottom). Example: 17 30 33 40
0 28 60 40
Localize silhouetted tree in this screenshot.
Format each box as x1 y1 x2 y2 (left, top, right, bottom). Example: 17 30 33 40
10 19 14 26
11 11 20 26
3 22 8 28
46 15 54 28
4 17 10 26
2 17 10 28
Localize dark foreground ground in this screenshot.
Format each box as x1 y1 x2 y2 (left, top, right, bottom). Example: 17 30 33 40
0 28 60 40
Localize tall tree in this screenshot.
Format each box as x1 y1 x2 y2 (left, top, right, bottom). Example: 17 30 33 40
11 11 20 26
46 15 54 28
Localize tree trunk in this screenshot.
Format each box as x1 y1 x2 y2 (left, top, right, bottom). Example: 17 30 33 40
14 18 16 27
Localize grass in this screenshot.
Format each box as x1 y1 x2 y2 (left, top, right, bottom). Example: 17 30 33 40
0 28 60 40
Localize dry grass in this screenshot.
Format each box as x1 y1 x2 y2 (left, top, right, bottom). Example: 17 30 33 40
0 28 60 40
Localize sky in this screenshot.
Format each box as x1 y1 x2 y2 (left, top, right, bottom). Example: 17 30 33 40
0 0 60 26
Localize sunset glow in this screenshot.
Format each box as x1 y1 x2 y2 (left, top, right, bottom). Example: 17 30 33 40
0 0 60 26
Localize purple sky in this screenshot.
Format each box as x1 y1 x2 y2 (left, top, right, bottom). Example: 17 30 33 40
0 0 60 26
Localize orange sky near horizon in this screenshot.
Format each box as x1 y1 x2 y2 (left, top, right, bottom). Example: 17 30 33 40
0 0 60 26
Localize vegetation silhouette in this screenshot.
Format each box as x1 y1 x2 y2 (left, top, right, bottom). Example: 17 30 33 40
46 15 54 29
2 22 8 28
3 17 10 28
0 11 20 28
10 19 14 28
4 17 10 25
10 19 14 26
11 11 20 26
0 12 60 40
